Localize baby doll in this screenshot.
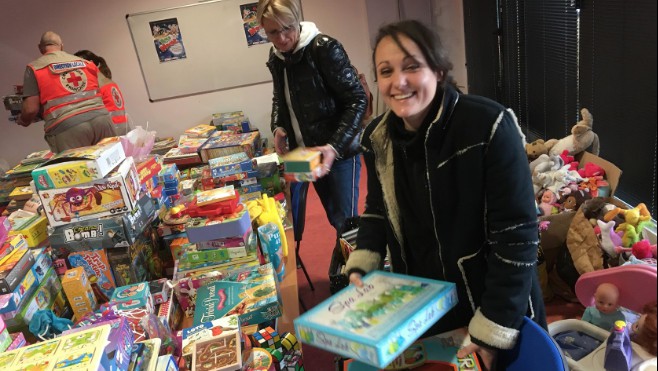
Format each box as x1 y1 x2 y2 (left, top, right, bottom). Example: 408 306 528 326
581 282 626 331
631 301 657 356
538 189 559 216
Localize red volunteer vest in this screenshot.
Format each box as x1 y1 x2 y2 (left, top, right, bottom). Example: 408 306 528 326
100 82 127 125
30 54 105 131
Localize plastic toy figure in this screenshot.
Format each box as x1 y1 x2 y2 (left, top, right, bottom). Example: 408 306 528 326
581 283 625 331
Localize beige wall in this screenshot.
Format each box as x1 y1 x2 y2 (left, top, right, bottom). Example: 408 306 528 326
0 0 465 167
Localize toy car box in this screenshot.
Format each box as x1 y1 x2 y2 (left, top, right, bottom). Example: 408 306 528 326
38 157 141 227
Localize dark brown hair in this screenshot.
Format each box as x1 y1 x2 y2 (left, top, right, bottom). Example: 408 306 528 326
74 50 112 79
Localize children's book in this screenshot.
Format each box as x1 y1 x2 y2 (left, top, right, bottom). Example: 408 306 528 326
294 270 458 368
20 150 53 165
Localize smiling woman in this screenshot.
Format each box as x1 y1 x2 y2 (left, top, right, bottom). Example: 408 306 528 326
345 19 547 370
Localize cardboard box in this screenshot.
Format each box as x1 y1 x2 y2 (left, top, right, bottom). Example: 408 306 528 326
193 263 282 327
29 247 52 284
61 266 97 320
294 270 458 368
7 215 48 248
31 141 125 190
68 249 116 299
1 267 63 330
38 157 141 227
575 151 622 197
0 269 37 314
0 325 111 371
63 317 134 371
282 147 322 173
185 209 251 243
0 246 35 294
111 282 154 314
49 194 156 255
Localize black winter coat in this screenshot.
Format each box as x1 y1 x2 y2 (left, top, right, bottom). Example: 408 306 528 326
265 34 367 158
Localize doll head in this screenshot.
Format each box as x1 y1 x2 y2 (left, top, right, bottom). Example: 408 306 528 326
632 301 657 356
593 283 620 314
540 189 556 204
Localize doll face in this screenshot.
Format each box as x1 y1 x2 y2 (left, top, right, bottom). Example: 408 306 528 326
541 191 555 204
632 314 646 334
563 196 576 209
594 284 619 314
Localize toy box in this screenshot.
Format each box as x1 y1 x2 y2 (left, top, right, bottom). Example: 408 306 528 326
63 317 134 371
0 269 37 314
0 324 111 371
67 249 116 299
38 156 141 227
185 209 251 243
106 244 149 287
181 314 240 369
1 267 64 330
574 151 622 197
282 147 322 173
193 263 282 327
31 141 125 190
30 247 52 284
192 331 242 371
111 282 155 314
209 152 254 178
0 245 35 294
149 278 171 305
7 214 48 248
61 266 97 321
136 155 162 185
195 227 253 250
49 193 156 255
343 327 481 370
294 270 458 368
6 332 27 351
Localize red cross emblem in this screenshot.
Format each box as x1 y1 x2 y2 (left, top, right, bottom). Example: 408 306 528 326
111 86 123 109
60 69 87 93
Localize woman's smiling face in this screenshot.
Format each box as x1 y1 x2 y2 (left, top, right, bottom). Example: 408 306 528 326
374 34 440 131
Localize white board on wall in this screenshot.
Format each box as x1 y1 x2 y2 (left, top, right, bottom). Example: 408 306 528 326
126 0 272 101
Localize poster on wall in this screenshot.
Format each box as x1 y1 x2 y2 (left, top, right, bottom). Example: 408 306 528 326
150 18 187 62
240 3 267 47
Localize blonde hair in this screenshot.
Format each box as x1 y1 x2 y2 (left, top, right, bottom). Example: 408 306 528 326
256 0 301 28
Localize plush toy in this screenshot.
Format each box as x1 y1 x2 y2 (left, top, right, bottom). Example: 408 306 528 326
597 219 623 258
549 108 600 156
631 301 657 356
578 162 606 178
559 150 579 171
614 240 658 260
526 139 558 161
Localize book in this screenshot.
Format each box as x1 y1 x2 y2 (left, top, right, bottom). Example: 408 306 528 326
342 327 482 370
293 270 458 368
198 131 260 163
8 186 33 202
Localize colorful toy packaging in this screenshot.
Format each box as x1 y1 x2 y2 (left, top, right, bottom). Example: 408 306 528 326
61 266 97 321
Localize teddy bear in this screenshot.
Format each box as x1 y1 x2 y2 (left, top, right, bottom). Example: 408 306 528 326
549 108 600 156
526 139 558 161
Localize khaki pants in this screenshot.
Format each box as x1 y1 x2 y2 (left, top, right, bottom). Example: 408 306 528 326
44 114 117 153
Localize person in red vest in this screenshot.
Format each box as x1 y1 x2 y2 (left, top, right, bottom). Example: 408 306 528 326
74 50 129 135
16 31 116 153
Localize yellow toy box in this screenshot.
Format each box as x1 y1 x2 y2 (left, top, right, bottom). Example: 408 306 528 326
8 214 48 248
38 157 140 227
61 266 97 321
31 141 126 191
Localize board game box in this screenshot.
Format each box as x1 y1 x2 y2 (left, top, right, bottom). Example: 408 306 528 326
294 270 458 368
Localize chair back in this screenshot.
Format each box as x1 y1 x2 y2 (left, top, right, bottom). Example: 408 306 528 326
290 182 309 243
498 317 569 370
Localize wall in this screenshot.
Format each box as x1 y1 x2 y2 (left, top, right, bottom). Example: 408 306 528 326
0 0 465 167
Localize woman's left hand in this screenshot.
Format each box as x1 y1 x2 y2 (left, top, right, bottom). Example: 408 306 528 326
308 145 336 178
457 343 498 371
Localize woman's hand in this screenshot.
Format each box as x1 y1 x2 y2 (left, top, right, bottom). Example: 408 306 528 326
273 129 288 155
457 342 498 371
349 272 364 287
308 144 336 178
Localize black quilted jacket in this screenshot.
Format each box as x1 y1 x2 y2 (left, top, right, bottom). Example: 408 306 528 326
265 34 367 158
